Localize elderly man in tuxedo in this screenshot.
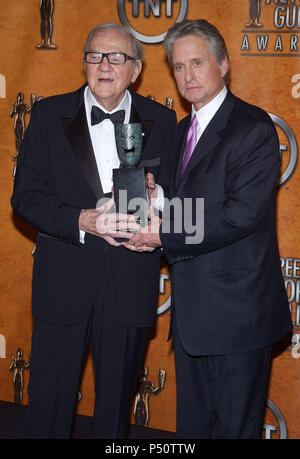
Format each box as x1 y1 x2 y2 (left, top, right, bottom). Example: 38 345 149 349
11 22 176 438
124 19 292 438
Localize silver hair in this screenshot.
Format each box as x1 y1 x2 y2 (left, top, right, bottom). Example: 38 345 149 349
163 19 230 81
83 22 144 62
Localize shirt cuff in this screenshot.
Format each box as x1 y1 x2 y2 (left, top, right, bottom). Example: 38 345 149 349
152 184 164 212
79 229 85 244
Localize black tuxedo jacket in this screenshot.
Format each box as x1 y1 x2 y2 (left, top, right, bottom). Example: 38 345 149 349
11 85 177 326
160 90 292 355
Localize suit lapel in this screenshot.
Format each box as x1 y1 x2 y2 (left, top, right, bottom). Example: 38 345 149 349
129 97 153 153
177 92 236 188
174 116 190 190
61 102 104 200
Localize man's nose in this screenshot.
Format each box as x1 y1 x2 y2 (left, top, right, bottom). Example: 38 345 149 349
184 65 193 82
98 56 112 70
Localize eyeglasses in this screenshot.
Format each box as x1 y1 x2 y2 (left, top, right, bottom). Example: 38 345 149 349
84 52 137 65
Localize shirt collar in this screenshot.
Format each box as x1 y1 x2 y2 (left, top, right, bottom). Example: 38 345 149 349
84 86 132 125
192 86 228 132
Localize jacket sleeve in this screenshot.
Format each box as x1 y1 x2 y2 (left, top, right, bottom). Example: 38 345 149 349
11 101 82 244
160 116 280 265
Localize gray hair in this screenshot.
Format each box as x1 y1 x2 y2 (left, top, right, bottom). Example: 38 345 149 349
83 22 144 62
163 19 230 81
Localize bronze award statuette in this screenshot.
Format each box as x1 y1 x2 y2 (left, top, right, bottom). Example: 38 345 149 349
113 123 147 239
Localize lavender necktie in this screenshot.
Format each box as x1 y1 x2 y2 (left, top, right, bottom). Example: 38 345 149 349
180 114 198 176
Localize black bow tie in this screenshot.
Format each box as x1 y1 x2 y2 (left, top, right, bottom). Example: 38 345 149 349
91 106 125 126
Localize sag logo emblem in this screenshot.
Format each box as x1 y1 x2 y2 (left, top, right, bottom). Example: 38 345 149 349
118 0 188 43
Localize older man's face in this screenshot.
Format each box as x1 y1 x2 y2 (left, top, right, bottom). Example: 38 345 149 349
85 29 141 111
171 34 228 111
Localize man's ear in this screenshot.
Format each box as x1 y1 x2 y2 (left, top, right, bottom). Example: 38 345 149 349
132 60 142 84
220 57 229 79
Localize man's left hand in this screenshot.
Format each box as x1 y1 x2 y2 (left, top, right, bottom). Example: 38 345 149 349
122 206 162 252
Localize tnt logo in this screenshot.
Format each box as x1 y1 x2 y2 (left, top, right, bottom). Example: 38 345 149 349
157 262 171 315
118 0 188 43
0 74 6 98
268 113 298 186
263 399 288 439
129 0 178 17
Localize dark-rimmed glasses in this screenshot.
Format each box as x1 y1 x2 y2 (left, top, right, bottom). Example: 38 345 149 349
84 52 137 65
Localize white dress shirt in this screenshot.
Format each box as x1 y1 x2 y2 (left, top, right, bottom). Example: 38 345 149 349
84 86 131 194
192 86 227 142
80 87 132 242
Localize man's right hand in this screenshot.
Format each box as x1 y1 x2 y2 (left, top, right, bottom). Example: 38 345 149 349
79 199 140 247
146 172 158 204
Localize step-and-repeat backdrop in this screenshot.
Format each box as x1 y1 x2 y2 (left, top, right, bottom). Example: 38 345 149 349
1 1 299 438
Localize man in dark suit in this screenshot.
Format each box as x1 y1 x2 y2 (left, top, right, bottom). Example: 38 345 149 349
124 19 292 438
11 22 176 438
